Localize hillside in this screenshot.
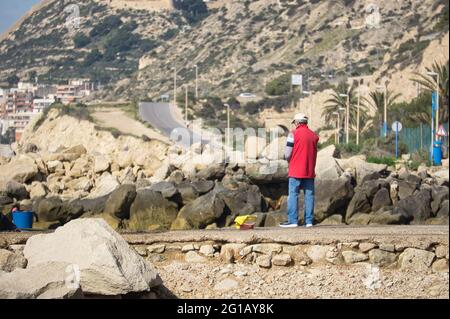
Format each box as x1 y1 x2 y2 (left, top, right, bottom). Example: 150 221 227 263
0 0 448 124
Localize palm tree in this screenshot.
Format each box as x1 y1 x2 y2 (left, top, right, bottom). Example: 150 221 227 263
411 60 449 123
322 82 369 133
363 89 402 135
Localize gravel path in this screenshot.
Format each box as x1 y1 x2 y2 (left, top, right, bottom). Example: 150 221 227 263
154 259 449 299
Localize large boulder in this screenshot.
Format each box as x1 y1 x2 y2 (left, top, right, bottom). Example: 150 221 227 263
371 188 392 213
196 163 226 181
312 177 355 223
63 145 87 158
215 183 265 219
5 181 29 201
432 168 449 186
37 197 65 222
337 156 387 185
398 248 435 271
29 182 49 199
75 195 108 215
345 191 371 223
149 181 178 198
176 181 199 205
393 189 432 223
104 184 137 219
171 191 225 230
264 211 287 227
0 155 38 190
346 179 390 222
37 197 84 223
69 157 91 178
23 219 162 296
86 172 119 199
129 189 178 230
191 179 215 194
94 154 111 174
315 145 343 180
397 180 419 200
431 186 449 215
245 160 289 183
0 262 83 299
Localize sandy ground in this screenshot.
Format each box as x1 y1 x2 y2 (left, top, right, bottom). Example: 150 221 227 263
154 259 449 299
91 108 169 143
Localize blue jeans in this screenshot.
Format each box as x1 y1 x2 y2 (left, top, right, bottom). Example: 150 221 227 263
287 178 315 225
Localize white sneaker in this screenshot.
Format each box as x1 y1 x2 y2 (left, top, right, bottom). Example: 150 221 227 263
305 224 313 228
279 222 298 228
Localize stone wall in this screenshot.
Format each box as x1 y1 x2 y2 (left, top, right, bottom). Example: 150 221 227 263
3 227 447 273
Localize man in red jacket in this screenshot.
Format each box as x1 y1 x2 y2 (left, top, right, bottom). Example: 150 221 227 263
280 113 319 228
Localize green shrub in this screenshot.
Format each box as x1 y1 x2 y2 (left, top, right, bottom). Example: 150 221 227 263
73 32 91 48
367 156 396 167
265 73 292 96
83 49 103 66
336 142 363 155
90 15 122 38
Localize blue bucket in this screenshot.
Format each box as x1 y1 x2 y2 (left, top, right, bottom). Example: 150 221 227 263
12 211 38 229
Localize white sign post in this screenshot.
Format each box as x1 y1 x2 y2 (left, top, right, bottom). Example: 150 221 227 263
291 74 303 88
392 121 402 159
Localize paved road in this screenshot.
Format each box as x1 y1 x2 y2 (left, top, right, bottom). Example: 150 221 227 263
139 102 207 147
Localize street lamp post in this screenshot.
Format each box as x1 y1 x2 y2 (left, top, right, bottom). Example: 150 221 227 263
427 71 440 132
172 67 177 108
356 80 362 145
194 65 199 100
384 83 387 140
333 107 346 144
185 85 188 123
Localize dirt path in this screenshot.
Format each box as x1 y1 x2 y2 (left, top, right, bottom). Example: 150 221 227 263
91 108 170 143
155 259 449 299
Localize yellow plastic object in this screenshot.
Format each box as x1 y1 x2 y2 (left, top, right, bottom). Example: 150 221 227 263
234 215 257 229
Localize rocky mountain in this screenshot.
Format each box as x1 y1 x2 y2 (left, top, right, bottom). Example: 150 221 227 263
0 0 448 104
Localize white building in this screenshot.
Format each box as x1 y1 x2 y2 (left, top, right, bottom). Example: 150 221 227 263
33 95 55 113
17 82 37 92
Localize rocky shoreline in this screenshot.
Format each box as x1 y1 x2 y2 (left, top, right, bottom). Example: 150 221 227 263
1 109 449 232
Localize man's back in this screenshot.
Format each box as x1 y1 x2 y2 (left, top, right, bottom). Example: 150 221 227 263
288 124 319 179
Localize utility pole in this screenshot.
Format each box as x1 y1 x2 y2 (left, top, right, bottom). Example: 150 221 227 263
173 67 177 108
356 80 361 145
346 93 350 144
303 90 313 128
194 65 198 100
384 82 387 140
185 85 188 123
427 71 440 133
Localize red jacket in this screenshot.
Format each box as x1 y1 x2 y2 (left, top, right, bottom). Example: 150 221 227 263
288 124 319 179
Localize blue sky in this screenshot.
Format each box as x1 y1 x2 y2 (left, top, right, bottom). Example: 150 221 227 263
0 0 41 35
